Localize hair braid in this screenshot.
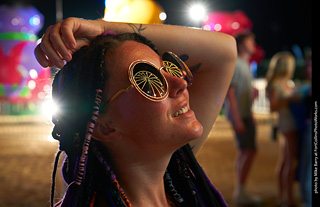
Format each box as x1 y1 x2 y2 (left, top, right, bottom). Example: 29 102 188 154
91 141 127 206
51 32 159 207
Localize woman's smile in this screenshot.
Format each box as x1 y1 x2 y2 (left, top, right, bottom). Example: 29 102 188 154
172 106 189 117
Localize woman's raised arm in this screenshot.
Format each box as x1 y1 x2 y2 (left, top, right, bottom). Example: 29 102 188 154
34 17 237 154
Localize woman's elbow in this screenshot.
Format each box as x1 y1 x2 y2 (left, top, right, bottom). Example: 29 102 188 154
215 33 237 63
226 35 237 62
218 34 237 73
221 34 237 76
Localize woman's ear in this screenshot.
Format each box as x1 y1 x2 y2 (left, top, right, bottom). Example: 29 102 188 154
92 119 118 141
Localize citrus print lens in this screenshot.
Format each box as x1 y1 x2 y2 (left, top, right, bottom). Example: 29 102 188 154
163 61 183 78
134 70 166 97
162 51 193 86
129 61 169 101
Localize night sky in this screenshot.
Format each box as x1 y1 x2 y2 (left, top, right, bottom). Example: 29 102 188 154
2 0 312 58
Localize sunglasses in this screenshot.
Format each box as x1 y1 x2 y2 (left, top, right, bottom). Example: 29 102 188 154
105 51 193 106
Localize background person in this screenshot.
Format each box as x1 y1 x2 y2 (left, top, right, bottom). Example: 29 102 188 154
266 51 300 207
225 32 260 205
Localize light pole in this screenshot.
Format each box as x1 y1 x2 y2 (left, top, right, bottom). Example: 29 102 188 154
56 0 63 22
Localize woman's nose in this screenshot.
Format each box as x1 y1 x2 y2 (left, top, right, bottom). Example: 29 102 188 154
164 73 188 98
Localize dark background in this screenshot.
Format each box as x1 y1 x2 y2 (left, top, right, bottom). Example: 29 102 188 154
1 0 312 58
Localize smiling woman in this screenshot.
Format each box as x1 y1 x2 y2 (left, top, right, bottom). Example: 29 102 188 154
34 17 236 207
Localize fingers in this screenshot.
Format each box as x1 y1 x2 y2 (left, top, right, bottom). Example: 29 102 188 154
35 24 64 68
35 19 76 68
34 44 49 68
49 23 73 61
60 18 77 50
41 32 64 67
34 17 102 68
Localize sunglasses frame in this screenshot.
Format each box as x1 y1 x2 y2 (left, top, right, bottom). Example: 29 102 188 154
129 60 169 102
162 51 193 87
105 51 193 107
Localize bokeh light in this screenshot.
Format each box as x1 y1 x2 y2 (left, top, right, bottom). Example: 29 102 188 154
189 3 207 21
104 0 165 24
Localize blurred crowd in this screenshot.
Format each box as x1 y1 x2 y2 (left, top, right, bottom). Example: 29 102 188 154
224 32 312 207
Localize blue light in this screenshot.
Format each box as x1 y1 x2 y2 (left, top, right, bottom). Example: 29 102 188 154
29 15 40 26
250 61 257 78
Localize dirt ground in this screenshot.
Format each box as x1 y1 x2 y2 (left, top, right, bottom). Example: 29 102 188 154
0 114 303 207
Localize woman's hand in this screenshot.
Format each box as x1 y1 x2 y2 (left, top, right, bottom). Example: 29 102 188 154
34 18 105 68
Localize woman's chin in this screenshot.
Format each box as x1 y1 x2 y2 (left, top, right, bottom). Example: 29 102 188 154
182 121 203 143
194 121 204 135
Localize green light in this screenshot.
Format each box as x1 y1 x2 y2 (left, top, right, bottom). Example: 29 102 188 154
0 32 38 41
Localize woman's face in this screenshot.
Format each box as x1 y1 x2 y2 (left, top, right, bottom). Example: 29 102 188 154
103 41 203 149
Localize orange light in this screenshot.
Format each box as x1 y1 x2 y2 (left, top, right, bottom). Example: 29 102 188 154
104 0 165 24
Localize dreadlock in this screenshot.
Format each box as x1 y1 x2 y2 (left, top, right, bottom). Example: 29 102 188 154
50 32 158 207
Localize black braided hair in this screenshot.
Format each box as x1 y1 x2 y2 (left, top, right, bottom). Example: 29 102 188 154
50 32 159 207
165 145 227 207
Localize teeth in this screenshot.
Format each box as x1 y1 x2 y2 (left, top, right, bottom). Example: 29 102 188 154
173 106 189 117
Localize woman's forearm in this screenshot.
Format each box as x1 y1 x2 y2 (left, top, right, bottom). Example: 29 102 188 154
101 21 236 72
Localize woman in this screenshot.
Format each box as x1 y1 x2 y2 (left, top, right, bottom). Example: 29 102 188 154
266 52 300 207
35 18 236 207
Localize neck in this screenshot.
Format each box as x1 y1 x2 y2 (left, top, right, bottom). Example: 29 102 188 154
107 140 177 207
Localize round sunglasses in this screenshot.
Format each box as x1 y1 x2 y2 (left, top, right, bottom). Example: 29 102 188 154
105 51 193 107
